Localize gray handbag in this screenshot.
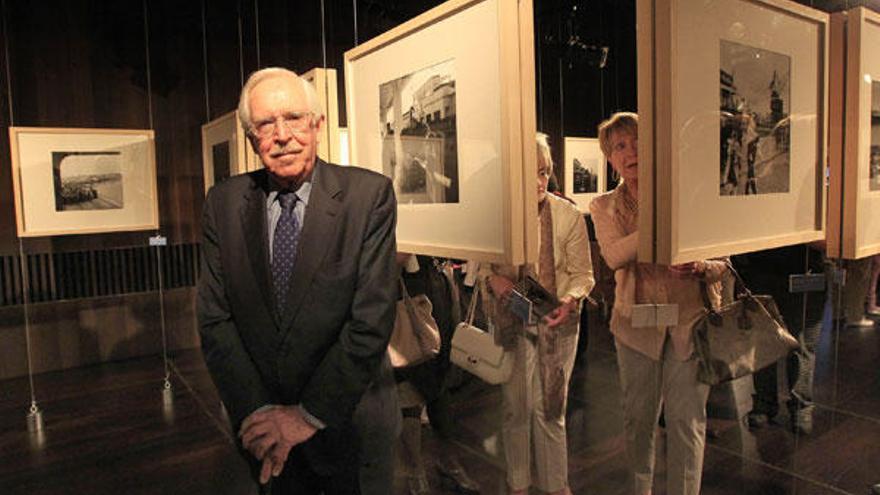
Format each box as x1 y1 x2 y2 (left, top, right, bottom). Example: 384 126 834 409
692 264 799 385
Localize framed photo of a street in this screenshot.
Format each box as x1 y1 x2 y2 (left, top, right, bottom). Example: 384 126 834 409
563 137 605 213
302 67 343 164
828 7 880 259
8 127 158 237
345 0 538 265
201 110 259 193
637 0 828 264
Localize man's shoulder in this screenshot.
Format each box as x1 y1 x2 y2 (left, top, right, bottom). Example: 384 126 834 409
206 169 264 200
321 161 391 188
318 162 393 202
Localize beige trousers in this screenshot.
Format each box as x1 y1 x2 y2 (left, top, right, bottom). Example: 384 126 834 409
502 328 578 492
831 257 873 321
615 338 710 495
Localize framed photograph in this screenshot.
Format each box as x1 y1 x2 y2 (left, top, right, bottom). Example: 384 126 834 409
563 137 605 213
8 127 158 237
302 67 343 164
201 110 259 193
637 0 828 264
828 7 880 259
345 0 538 265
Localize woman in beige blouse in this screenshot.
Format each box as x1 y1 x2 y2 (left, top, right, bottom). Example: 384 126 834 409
589 113 727 495
484 133 594 495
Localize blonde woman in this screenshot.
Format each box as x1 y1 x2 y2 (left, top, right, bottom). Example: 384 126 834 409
589 112 728 495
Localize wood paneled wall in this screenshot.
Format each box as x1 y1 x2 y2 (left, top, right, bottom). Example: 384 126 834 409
0 0 347 379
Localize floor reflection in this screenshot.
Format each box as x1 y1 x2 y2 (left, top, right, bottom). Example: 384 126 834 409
0 310 877 495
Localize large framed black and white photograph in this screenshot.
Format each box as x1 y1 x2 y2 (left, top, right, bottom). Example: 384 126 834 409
827 7 880 259
563 137 604 212
719 41 791 196
9 127 158 237
201 110 259 193
345 0 538 265
380 59 458 204
637 0 828 264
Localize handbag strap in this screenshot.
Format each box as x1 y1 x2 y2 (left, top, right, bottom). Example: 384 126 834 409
699 259 754 312
724 260 753 298
399 277 411 301
441 262 462 325
465 277 481 326
399 277 421 326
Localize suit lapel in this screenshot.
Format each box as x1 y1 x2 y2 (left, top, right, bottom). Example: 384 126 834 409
281 160 342 331
239 171 280 327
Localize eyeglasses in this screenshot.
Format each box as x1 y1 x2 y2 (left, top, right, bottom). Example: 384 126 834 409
250 112 314 139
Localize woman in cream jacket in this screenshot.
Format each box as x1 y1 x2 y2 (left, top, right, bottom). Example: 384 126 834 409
483 133 594 495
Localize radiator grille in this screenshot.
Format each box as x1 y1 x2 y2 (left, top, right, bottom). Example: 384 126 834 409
0 244 200 306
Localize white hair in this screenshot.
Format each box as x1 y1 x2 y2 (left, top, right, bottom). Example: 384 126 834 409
237 67 324 131
536 132 553 174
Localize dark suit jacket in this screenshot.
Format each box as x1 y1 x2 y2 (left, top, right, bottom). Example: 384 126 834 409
197 159 399 478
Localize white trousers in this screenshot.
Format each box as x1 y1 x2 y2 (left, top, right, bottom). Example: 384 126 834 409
502 329 578 492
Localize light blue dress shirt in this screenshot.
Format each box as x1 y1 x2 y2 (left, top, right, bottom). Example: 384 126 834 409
262 176 325 429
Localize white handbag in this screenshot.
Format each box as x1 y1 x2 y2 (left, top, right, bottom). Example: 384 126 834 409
451 280 514 385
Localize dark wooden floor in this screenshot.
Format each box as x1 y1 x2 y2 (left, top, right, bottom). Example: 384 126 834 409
1 310 878 494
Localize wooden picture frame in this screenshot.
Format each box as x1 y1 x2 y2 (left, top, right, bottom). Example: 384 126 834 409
344 0 537 265
828 7 880 259
563 137 605 213
9 127 158 237
338 127 350 166
201 110 259 193
302 67 343 164
637 0 828 264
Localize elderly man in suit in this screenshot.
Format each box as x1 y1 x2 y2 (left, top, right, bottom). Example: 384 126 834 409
197 67 399 494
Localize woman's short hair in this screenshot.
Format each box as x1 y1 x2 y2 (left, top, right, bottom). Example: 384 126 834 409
237 67 324 131
598 112 638 158
536 132 553 174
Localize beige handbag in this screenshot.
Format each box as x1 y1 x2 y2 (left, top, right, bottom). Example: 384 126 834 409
451 280 514 385
692 265 799 385
388 279 441 368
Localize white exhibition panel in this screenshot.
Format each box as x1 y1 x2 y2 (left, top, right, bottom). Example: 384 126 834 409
857 16 880 253
673 0 823 257
348 0 506 257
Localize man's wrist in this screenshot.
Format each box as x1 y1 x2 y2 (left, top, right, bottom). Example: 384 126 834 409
295 404 326 430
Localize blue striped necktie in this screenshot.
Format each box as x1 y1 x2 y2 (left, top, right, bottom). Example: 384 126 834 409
272 191 300 318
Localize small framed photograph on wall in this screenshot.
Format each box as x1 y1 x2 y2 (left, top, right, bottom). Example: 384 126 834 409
563 137 605 213
9 127 159 237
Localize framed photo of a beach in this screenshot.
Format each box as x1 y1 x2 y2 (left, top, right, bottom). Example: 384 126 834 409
345 0 538 265
637 0 828 264
9 127 158 237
